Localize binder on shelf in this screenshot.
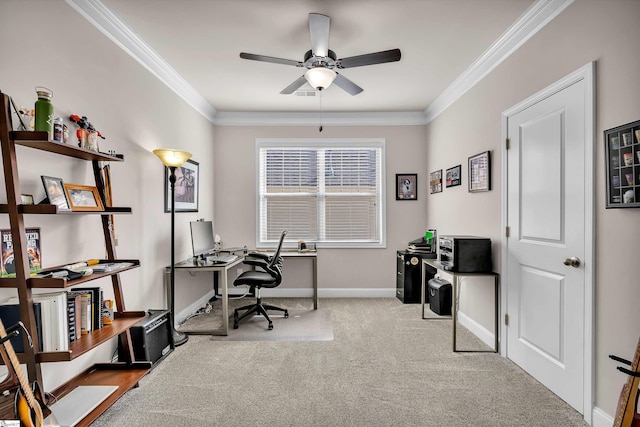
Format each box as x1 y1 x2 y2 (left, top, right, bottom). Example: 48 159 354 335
0 302 44 352
7 292 69 351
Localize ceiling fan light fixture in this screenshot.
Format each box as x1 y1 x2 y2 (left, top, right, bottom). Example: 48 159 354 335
304 67 336 90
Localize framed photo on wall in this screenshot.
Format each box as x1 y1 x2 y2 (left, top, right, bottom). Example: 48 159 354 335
165 158 199 212
468 151 491 193
429 170 442 194
445 165 462 188
396 174 417 200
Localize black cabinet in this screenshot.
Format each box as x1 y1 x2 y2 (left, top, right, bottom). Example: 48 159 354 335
396 251 436 303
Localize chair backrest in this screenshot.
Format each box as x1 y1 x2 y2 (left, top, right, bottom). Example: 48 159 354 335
268 230 287 268
263 230 287 285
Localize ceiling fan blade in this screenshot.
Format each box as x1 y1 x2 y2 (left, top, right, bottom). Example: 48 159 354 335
333 73 363 96
240 52 302 67
280 75 309 94
309 13 330 57
337 48 401 69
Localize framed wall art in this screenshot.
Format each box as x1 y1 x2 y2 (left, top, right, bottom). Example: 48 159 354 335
41 175 70 211
468 151 491 193
64 184 105 212
396 173 417 200
165 158 199 212
430 170 442 194
445 165 461 188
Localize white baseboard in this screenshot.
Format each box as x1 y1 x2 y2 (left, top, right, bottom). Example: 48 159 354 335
261 287 396 298
592 406 613 427
175 290 215 326
457 310 495 349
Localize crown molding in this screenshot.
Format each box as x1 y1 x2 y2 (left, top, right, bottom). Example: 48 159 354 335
213 111 428 126
65 0 218 123
67 0 572 127
423 0 574 124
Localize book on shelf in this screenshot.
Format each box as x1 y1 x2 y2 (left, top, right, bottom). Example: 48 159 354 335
72 287 104 331
0 227 42 278
102 299 114 325
0 302 44 352
69 290 92 335
91 262 133 273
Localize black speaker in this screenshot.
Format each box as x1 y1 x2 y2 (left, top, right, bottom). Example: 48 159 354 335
119 309 173 367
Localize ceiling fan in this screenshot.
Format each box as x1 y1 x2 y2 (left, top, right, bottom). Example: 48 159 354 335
239 13 401 96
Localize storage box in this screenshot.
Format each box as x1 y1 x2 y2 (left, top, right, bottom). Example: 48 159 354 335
428 278 451 315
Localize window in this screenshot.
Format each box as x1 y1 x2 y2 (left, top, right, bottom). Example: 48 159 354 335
257 139 386 248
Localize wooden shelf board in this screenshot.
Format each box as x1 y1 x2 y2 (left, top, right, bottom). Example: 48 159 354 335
10 131 123 161
0 204 132 214
0 260 140 288
48 362 151 427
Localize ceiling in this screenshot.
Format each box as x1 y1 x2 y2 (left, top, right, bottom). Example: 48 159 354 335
72 0 547 120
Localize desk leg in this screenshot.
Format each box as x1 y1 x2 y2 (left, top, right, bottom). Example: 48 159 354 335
494 276 499 352
221 269 229 335
452 275 458 352
421 262 426 319
312 256 318 310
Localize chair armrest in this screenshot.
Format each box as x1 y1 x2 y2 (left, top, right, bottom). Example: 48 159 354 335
241 257 269 270
246 251 270 261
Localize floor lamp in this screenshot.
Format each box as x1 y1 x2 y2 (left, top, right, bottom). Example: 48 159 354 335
153 148 192 347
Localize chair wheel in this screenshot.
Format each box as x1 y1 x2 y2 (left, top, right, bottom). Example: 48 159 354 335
268 322 273 330
284 310 289 318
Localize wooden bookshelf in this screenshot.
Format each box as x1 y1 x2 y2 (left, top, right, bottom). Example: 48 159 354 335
0 91 151 424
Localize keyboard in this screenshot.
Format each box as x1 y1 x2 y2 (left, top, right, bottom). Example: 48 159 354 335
207 254 238 264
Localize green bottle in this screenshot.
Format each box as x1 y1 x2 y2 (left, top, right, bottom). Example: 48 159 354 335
34 87 54 138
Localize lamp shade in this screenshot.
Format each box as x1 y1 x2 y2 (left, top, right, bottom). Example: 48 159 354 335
153 149 192 167
304 67 337 90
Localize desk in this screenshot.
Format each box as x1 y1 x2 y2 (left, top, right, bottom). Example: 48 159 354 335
165 257 243 336
421 259 499 353
166 251 318 336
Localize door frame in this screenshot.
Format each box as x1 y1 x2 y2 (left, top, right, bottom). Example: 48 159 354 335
500 62 595 423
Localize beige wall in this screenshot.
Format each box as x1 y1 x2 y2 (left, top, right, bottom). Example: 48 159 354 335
0 0 216 389
425 0 640 418
213 125 431 292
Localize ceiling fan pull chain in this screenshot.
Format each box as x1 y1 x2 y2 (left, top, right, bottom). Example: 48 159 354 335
319 89 323 132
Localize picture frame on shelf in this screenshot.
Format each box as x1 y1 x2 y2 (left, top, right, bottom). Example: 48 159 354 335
396 173 417 200
165 158 199 212
445 165 462 188
468 151 491 193
63 184 105 212
429 170 442 194
20 194 34 205
41 175 70 211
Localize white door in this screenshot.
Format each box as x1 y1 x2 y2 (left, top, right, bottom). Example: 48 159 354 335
504 65 593 414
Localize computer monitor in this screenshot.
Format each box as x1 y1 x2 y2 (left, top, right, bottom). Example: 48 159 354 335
190 220 215 260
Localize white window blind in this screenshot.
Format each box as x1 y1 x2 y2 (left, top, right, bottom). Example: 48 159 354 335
257 139 385 248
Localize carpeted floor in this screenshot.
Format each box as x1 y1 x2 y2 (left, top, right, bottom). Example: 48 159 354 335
91 298 587 427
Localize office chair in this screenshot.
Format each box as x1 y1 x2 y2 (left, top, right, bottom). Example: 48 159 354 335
232 230 288 330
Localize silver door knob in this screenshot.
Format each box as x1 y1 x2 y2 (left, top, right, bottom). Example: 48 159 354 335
563 257 581 267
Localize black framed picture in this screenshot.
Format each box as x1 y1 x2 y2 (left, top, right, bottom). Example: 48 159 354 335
164 159 199 212
446 165 462 188
468 151 491 193
396 174 417 200
429 170 442 194
41 175 70 211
